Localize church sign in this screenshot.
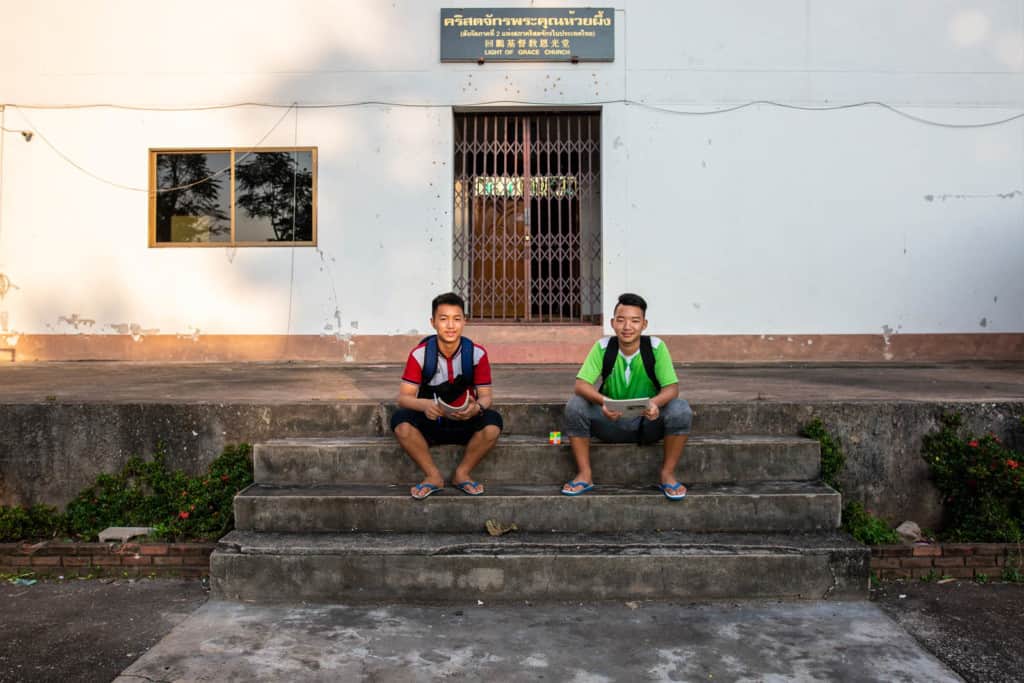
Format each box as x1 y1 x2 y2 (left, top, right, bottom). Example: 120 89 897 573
441 8 614 62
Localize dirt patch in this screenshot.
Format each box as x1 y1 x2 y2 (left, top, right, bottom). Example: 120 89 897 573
872 579 1024 683
0 578 207 683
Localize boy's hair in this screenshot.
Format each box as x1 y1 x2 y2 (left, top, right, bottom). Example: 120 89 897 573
614 292 647 316
431 292 466 317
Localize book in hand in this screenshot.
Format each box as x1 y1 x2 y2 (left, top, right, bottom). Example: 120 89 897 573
603 397 651 415
434 394 471 417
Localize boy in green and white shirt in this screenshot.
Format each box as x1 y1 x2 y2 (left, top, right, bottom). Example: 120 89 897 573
562 293 693 499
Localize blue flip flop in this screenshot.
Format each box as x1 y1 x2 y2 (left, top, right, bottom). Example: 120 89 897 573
455 480 484 496
561 480 595 496
658 482 687 500
411 483 442 500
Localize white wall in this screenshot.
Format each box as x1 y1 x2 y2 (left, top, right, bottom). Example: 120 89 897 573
0 0 1021 339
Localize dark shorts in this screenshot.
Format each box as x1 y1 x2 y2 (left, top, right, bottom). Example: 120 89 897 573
390 408 504 446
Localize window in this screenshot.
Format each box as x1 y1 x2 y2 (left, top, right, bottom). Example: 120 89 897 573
149 148 317 247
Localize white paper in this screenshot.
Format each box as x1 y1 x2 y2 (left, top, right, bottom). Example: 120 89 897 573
434 395 471 417
603 398 651 415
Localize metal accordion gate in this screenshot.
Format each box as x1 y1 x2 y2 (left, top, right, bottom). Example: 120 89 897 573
452 111 602 323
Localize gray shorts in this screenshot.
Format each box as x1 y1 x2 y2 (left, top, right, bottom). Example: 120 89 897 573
563 395 693 444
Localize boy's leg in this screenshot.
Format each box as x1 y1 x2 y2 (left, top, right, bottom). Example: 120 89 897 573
391 409 444 496
453 410 503 494
659 399 694 489
563 395 638 493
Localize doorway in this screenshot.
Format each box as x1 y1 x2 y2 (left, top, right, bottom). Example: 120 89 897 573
452 111 602 322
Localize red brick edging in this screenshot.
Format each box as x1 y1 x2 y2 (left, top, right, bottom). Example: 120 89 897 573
871 543 1024 580
0 541 215 578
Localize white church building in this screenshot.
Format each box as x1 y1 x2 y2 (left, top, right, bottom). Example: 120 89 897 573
0 1 1021 363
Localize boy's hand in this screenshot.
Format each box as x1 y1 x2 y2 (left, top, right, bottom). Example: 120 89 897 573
601 402 623 421
449 396 480 421
424 400 444 421
643 400 660 420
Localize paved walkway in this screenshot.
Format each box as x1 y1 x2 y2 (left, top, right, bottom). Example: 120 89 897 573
2 361 1023 403
115 599 960 682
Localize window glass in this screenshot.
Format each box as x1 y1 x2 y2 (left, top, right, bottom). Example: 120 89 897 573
234 150 314 243
153 152 231 243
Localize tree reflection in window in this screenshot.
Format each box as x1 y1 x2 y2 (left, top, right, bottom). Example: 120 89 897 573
234 151 314 242
154 153 230 243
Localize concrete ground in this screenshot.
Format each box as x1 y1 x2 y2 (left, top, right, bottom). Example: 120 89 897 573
2 360 1024 403
115 598 959 683
873 580 1024 683
0 578 207 683
7 576 1024 682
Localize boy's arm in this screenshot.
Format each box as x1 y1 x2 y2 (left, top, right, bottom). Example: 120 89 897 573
574 378 605 405
398 381 443 420
574 378 623 420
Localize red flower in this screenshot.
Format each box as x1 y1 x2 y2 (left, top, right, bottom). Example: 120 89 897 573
968 440 979 448
220 474 230 482
1008 460 1019 470
181 490 188 497
178 511 189 519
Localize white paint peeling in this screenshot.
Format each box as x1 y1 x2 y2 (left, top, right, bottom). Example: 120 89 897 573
109 322 159 342
58 314 96 331
881 325 896 361
0 273 17 301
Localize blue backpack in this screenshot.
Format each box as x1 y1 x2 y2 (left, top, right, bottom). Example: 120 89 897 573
417 335 476 401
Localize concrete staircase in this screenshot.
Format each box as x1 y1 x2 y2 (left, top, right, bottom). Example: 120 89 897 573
211 413 868 604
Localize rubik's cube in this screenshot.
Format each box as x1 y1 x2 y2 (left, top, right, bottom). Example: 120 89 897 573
548 431 562 445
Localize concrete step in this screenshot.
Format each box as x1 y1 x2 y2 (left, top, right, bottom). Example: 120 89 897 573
233 481 841 534
254 435 822 486
210 530 868 603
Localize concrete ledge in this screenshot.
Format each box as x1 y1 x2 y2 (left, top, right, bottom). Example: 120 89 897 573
255 435 821 486
233 482 841 534
210 530 867 603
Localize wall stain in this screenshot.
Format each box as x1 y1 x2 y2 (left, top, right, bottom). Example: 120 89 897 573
176 327 201 342
924 190 1022 202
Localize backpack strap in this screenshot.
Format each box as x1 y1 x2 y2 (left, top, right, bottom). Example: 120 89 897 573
419 335 439 391
418 335 475 394
458 336 475 387
639 336 661 393
597 336 619 396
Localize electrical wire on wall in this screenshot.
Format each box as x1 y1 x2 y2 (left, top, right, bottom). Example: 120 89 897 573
284 103 299 351
7 104 296 194
0 106 6 262
3 98 1022 195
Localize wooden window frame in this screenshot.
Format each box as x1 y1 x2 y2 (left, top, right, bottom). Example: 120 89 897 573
148 147 318 248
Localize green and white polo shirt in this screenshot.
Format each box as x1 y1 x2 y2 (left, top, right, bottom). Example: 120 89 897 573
576 336 679 400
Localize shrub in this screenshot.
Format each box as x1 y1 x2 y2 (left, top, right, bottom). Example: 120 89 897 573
921 414 1023 542
843 501 899 545
62 443 253 542
0 504 64 542
801 418 845 491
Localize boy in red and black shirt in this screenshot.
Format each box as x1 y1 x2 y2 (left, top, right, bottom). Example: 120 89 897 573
390 292 503 499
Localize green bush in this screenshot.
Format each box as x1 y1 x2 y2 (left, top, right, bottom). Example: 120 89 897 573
843 501 900 545
801 418 845 492
0 504 64 542
921 414 1023 542
61 443 253 542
